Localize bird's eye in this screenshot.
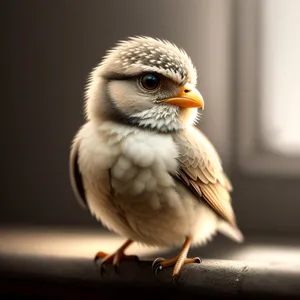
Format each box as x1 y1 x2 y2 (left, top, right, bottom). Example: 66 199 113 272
140 73 160 91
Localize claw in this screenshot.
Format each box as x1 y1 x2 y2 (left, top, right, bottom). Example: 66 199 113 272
113 263 120 275
172 274 179 284
154 264 163 276
99 262 107 276
194 257 202 264
95 240 135 276
152 257 165 276
94 251 109 263
151 257 165 269
152 255 202 279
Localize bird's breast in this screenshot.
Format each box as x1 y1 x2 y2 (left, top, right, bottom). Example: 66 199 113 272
109 124 181 210
79 121 182 210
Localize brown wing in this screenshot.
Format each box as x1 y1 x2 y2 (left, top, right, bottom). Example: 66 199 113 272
69 137 88 209
173 126 236 227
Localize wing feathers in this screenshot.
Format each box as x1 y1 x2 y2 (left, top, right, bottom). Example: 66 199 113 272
69 137 88 209
173 127 238 228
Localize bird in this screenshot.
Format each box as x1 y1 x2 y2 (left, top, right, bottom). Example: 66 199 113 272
69 36 243 281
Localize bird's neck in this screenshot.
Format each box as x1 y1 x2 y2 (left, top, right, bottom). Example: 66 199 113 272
129 105 199 133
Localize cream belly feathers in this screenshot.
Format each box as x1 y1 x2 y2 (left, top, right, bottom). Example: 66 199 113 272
74 120 241 248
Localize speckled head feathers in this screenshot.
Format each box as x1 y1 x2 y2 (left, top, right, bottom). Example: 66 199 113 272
98 36 197 86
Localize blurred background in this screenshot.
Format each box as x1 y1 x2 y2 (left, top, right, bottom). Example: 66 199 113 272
1 0 299 251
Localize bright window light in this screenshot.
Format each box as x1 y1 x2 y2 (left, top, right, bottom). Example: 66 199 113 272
260 0 300 156
233 244 300 265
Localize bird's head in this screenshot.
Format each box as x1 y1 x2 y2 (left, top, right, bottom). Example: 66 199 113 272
85 36 204 132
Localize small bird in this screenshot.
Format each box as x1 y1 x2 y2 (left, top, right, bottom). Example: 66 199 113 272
70 36 243 280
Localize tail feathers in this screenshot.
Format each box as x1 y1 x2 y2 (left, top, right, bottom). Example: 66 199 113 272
217 221 244 243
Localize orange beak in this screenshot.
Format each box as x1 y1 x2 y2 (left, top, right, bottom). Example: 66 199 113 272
161 83 204 109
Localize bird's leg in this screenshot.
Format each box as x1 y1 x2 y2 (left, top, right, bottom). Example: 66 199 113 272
152 237 201 280
94 239 138 272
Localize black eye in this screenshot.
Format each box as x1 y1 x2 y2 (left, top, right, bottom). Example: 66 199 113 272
140 73 160 90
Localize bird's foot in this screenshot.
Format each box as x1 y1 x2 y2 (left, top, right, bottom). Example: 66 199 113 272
152 256 202 280
94 250 139 275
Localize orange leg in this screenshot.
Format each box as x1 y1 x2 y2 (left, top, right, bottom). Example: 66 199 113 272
94 239 138 272
152 237 201 280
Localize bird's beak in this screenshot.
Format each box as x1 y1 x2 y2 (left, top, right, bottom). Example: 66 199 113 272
161 83 204 109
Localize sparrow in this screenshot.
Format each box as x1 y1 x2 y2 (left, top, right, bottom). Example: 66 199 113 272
69 36 243 280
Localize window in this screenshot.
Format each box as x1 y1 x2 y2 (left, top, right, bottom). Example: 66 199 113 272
260 0 300 156
236 0 300 175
